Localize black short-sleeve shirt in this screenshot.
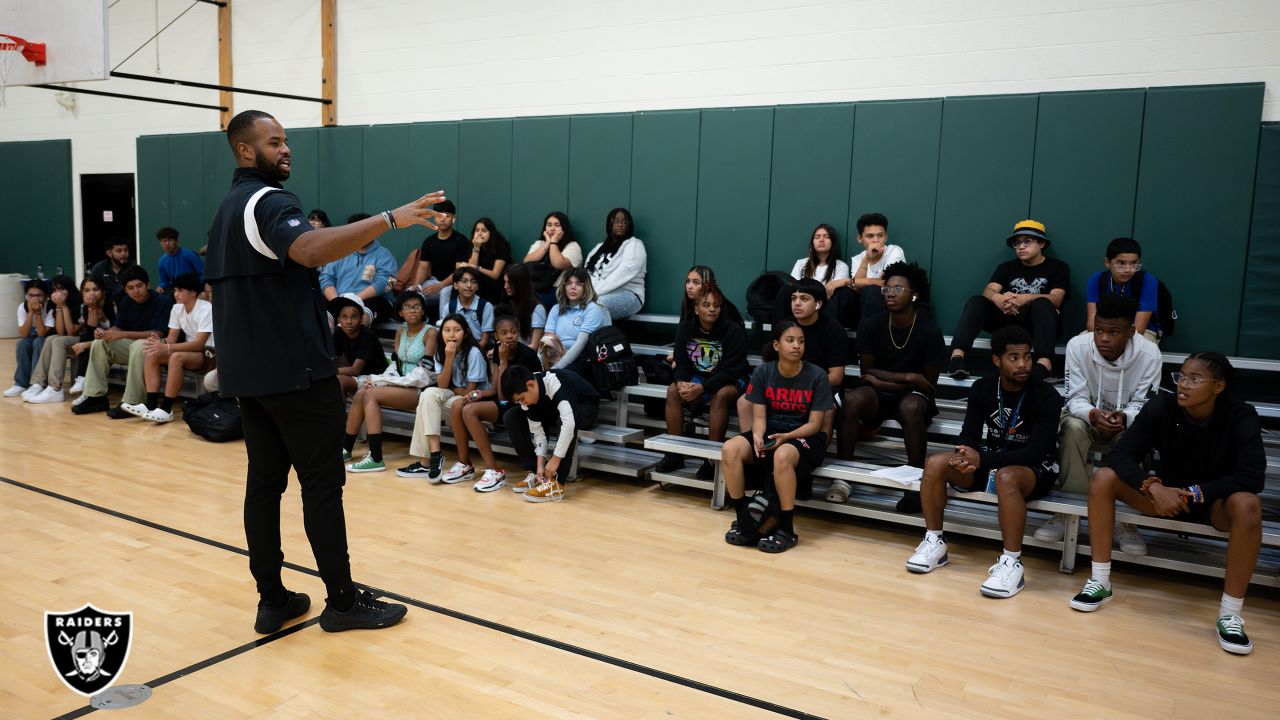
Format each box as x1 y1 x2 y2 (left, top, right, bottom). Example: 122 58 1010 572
855 312 948 376
419 232 471 283
799 315 851 372
204 167 336 398
988 257 1071 297
334 326 389 375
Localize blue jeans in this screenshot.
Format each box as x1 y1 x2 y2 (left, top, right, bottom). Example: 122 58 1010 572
15 334 46 386
596 290 642 321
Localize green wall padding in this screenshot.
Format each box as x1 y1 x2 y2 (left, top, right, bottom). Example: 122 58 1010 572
317 126 365 230
632 110 700 315
0 139 74 277
1029 89 1145 335
568 114 632 255
283 127 320 217
930 94 1039 334
1132 83 1264 353
362 124 414 260
1235 123 1280 358
694 108 775 315
848 99 943 273
765 104 855 271
201 133 237 248
511 116 570 255
135 135 170 276
457 119 513 236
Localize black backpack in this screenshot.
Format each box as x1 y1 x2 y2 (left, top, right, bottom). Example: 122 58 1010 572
584 325 637 396
745 271 794 325
183 393 244 443
1095 270 1176 338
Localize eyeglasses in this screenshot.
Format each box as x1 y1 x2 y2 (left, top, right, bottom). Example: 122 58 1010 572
1171 372 1214 388
881 286 909 297
1011 238 1039 248
1111 261 1142 270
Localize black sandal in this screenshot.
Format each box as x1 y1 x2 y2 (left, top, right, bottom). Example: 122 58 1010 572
724 521 755 546
757 529 798 553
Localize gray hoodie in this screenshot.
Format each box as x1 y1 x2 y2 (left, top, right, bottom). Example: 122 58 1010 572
1063 331 1162 426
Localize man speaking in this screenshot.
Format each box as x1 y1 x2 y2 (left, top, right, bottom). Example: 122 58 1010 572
206 109 445 633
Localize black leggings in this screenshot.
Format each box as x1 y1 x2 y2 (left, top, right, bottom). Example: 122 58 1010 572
949 295 1061 360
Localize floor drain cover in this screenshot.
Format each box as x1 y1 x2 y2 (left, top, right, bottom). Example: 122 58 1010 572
90 684 152 709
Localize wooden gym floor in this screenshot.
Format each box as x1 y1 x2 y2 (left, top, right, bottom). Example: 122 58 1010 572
0 339 1277 719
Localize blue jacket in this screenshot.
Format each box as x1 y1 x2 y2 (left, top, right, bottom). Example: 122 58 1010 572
157 247 205 291
319 240 399 304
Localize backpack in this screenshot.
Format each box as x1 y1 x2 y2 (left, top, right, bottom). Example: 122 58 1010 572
1095 270 1177 338
745 271 794 325
584 325 637 397
183 392 244 442
447 293 489 320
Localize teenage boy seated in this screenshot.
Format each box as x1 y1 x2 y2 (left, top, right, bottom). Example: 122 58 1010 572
835 262 946 514
319 215 400 321
500 365 601 503
155 226 205 294
1086 237 1164 342
847 212 906 324
906 326 1063 599
89 238 137 301
1035 295 1160 551
948 219 1069 380
1070 353 1264 655
329 294 388 397
739 278 848 448
73 266 174 416
122 272 215 422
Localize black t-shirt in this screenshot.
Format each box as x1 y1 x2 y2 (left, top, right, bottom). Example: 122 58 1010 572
333 326 388 375
988 257 1071 297
856 312 947 377
798 314 851 372
745 361 835 435
487 341 541 384
114 290 173 333
205 167 335 397
419 232 471 283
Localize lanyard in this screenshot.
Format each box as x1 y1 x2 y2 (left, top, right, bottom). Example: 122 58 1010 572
996 384 1027 451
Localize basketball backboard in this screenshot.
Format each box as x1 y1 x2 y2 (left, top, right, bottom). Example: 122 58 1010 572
0 0 108 86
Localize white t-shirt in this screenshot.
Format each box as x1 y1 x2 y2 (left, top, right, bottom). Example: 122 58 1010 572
790 257 851 282
526 240 583 268
168 298 215 348
850 244 906 279
16 304 56 332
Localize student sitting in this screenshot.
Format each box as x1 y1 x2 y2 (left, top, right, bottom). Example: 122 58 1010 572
89 238 137 302
835 262 946 513
330 294 388 397
154 226 205 294
396 313 490 482
413 199 469 316
665 265 745 368
847 213 906 324
319 215 400 321
343 291 433 473
775 223 849 325
435 266 494 349
6 280 56 399
460 217 511 303
20 275 77 401
523 211 582 308
722 321 833 553
948 220 1069 380
122 273 214 423
28 276 114 404
906 326 1064 599
498 263 547 348
499 364 602 503
449 315 547 492
1086 237 1164 342
306 208 331 230
584 207 646 321
1035 295 1160 551
72 265 174 415
1069 353 1264 655
655 281 750 479
541 268 610 375
739 278 848 452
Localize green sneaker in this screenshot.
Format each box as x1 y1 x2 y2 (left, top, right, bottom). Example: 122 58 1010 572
1069 578 1113 612
346 454 385 473
1217 614 1253 655
341 449 352 462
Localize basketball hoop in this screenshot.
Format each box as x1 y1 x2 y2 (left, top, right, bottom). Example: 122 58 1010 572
0 33 47 107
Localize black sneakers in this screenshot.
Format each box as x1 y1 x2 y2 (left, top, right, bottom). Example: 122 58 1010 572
896 491 923 514
71 394 109 415
105 404 132 419
947 356 969 380
654 453 685 473
695 459 714 481
254 591 311 634
319 590 408 632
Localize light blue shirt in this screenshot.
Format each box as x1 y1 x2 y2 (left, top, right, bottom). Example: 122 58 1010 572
318 240 399 303
545 302 607 351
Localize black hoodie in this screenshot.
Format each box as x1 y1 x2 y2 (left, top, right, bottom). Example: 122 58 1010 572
672 314 749 396
958 375 1064 470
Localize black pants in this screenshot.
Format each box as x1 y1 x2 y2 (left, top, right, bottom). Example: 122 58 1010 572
950 295 1060 360
240 376 354 607
502 400 600 474
76 329 96 378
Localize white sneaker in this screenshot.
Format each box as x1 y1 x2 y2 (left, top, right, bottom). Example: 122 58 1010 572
905 534 949 573
20 383 45 400
143 407 174 423
1115 522 1147 556
473 468 506 493
1033 514 1066 542
28 386 65 404
71 393 88 407
4 384 26 398
439 462 475 484
512 472 537 493
69 376 85 395
980 555 1025 598
121 402 150 418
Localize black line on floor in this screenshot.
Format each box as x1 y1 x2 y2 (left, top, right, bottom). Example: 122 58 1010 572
5 477 826 720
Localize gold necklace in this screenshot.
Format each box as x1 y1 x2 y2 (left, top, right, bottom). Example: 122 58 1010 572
889 313 917 350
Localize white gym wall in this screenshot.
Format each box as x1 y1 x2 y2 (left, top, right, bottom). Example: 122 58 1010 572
0 0 1278 272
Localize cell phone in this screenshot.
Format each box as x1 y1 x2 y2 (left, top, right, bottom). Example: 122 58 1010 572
761 438 779 450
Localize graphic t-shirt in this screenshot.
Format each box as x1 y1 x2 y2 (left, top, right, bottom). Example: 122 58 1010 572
745 361 834 435
855 312 947 378
988 257 1070 297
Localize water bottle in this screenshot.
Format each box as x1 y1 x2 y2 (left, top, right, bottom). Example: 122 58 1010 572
35 264 45 280
55 265 64 277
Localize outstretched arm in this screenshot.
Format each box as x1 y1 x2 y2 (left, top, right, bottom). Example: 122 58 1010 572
287 191 446 268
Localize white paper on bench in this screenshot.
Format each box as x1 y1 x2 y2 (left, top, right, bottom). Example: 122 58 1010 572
870 465 923 485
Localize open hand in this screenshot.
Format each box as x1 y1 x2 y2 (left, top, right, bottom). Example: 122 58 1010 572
391 191 448 231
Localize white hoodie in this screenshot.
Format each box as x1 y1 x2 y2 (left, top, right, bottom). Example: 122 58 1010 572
1063 331 1162 426
585 236 647 303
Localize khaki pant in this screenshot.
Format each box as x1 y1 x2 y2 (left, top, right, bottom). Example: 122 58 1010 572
30 335 80 389
83 338 147 405
410 387 464 457
1057 415 1120 494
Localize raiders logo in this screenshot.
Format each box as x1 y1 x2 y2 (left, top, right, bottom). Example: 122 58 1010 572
44 604 133 697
